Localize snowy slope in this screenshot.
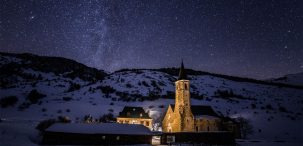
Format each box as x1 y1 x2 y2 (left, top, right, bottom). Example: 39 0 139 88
0 52 303 145
269 72 303 86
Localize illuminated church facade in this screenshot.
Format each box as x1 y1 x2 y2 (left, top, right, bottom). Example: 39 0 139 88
162 62 221 132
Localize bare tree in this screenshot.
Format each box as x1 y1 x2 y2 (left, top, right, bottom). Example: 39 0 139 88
237 117 253 139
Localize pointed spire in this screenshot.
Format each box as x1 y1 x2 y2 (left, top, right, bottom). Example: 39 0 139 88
178 60 187 80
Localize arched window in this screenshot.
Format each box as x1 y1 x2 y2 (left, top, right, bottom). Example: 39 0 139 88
184 84 187 90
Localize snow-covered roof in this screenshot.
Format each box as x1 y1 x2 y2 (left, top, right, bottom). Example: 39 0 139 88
45 123 152 135
117 106 151 119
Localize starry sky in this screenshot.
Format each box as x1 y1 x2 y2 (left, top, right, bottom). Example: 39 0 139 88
0 0 302 79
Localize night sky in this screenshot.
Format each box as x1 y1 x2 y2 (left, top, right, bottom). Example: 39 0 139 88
0 0 302 79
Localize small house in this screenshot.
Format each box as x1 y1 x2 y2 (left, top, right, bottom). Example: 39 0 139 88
117 106 153 130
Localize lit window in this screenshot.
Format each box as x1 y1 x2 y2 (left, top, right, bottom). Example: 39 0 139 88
102 136 106 140
140 113 143 117
116 136 120 140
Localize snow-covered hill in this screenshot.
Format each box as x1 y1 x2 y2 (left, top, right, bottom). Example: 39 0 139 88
0 52 303 145
269 72 303 86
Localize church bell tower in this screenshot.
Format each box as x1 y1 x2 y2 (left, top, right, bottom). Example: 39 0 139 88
174 61 194 131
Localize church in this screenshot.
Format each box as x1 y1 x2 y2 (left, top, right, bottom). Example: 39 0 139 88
162 61 221 132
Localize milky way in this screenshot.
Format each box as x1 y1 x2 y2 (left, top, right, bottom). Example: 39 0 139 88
0 0 302 79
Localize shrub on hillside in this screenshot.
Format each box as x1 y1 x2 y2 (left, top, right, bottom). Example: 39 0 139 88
151 80 157 88
214 89 254 100
214 89 235 97
278 106 288 112
99 85 115 97
159 105 164 108
41 108 47 112
67 83 81 92
142 81 149 87
251 103 256 109
147 91 160 100
18 101 31 111
27 89 46 104
126 83 132 88
265 104 273 110
115 91 130 101
99 113 116 123
108 109 114 112
191 93 206 100
0 96 18 108
62 96 72 101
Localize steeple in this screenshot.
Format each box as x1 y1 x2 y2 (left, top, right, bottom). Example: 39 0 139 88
178 60 187 80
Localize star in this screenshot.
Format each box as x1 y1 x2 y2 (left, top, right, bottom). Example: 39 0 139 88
29 15 35 20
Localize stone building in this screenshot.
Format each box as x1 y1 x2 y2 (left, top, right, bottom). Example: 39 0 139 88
162 61 221 132
117 106 153 130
